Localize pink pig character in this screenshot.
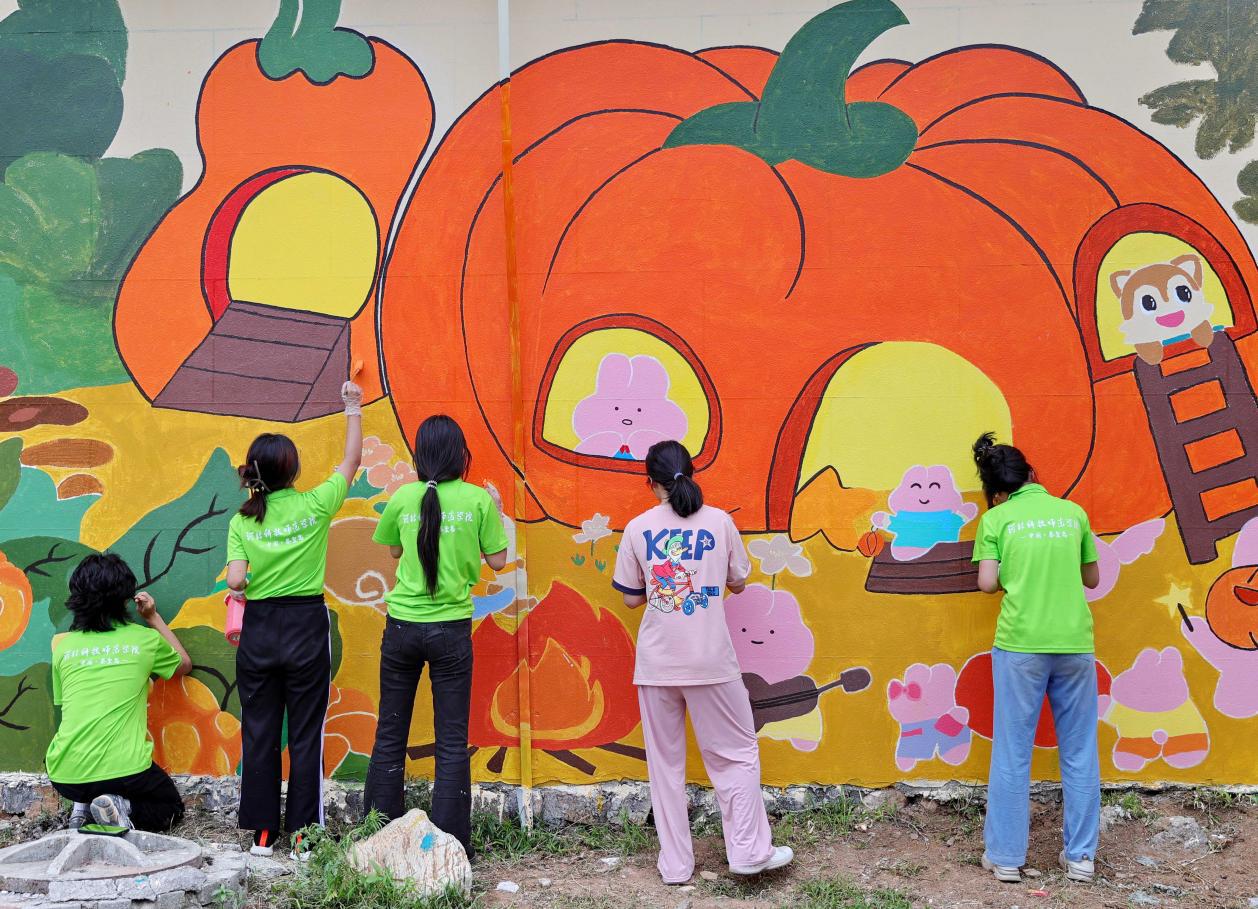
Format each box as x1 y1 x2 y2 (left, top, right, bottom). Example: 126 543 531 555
724 585 820 751
1099 647 1209 772
872 466 978 561
572 354 688 460
886 663 971 771
1086 519 1164 602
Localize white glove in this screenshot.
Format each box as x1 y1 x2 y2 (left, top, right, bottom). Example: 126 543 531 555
342 380 363 417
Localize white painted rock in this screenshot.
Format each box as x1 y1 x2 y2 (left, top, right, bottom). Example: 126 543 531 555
348 810 471 897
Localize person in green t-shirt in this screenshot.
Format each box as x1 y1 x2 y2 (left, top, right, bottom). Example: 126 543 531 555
362 415 509 857
47 553 191 832
225 381 362 858
970 433 1102 887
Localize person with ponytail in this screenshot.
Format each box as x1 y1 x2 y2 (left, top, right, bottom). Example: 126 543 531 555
970 433 1101 885
224 381 363 857
611 440 792 884
362 414 508 856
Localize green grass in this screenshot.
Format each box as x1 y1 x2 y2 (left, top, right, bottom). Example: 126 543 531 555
773 795 888 848
472 809 654 862
1102 790 1150 821
884 859 925 879
269 813 474 909
792 877 913 909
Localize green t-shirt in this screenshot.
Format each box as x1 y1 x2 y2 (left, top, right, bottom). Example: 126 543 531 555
373 480 509 622
226 473 348 600
46 623 182 783
973 484 1099 654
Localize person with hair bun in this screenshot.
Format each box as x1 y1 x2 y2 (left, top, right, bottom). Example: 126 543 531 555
970 432 1102 886
362 414 508 858
612 440 792 884
46 553 191 832
224 381 362 857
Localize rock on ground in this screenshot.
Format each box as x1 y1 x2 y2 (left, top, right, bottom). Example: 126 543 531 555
347 809 471 897
1151 815 1210 852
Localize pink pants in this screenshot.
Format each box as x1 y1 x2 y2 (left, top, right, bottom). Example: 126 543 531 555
637 679 774 883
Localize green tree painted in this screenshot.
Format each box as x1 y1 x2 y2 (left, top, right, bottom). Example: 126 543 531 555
0 664 54 770
258 0 374 85
1237 160 1258 223
108 449 245 623
179 625 244 717
664 0 918 178
1133 0 1258 161
2 538 98 633
0 0 127 82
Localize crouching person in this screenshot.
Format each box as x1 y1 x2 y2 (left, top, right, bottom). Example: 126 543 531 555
46 553 192 831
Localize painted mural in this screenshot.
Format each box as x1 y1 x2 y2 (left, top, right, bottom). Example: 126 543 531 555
1 0 1258 791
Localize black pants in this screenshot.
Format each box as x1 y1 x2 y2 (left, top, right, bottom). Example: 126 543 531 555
236 596 331 834
364 617 474 854
52 763 184 831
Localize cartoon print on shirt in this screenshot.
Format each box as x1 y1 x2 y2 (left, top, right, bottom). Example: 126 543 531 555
646 534 714 615
573 354 688 460
872 466 978 561
1109 254 1216 366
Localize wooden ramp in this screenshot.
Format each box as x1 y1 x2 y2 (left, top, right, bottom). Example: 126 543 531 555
154 302 349 422
1135 333 1258 564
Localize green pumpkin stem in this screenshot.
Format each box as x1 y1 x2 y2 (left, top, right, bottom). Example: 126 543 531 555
258 0 374 85
665 0 918 178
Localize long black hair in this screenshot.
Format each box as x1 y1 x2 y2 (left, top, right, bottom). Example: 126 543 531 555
237 434 300 523
67 553 137 633
414 415 471 596
972 432 1033 507
645 440 703 518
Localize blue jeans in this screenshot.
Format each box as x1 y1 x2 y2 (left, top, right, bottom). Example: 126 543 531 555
985 648 1100 866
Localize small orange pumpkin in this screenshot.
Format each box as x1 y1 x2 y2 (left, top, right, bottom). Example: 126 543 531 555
0 552 34 651
858 530 886 559
148 676 242 776
1204 565 1258 650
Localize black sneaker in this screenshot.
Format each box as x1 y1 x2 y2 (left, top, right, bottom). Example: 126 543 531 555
250 829 275 857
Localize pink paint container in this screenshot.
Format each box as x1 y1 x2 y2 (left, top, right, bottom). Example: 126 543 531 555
225 593 245 646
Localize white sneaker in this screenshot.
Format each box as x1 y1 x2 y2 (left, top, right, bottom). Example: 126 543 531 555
89 795 133 830
250 830 275 857
729 845 793 876
1059 850 1095 883
982 854 1022 883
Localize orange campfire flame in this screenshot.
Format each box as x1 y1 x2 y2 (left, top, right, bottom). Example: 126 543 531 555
471 582 637 751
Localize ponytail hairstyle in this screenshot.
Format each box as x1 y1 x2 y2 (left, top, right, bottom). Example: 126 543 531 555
645 440 703 518
237 434 300 523
413 415 472 596
972 432 1032 508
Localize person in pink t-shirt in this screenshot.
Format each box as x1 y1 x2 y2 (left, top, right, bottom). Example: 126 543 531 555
613 440 793 884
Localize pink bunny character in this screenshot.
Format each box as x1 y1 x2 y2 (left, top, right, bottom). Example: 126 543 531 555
1087 519 1164 602
872 466 978 561
1099 647 1208 772
572 354 688 459
725 585 821 751
886 663 971 771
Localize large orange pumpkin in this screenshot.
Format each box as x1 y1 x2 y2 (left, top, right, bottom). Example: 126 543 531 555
0 552 33 651
115 1 432 422
380 0 1258 533
1204 565 1258 650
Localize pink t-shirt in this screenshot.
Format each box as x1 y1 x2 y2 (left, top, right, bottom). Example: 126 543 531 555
612 503 751 686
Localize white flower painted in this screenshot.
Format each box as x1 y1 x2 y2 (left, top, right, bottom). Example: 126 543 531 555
573 513 613 545
748 534 812 578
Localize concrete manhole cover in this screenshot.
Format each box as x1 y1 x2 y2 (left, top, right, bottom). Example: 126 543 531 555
0 830 203 894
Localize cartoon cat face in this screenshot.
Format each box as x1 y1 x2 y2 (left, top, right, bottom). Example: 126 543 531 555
572 354 688 455
886 465 967 513
1110 255 1214 346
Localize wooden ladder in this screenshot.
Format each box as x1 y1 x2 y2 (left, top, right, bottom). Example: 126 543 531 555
1134 332 1258 564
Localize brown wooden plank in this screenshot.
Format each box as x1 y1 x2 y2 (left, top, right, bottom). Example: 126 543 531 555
213 308 344 349
182 334 331 383
865 572 980 595
867 559 977 580
229 300 345 326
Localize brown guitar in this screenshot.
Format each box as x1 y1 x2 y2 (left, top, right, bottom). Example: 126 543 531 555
742 667 872 730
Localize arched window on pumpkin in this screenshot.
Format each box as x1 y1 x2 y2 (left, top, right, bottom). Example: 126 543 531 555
536 323 714 469
781 342 1009 594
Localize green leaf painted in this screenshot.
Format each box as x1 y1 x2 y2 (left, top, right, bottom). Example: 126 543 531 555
109 450 245 622
0 538 98 633
665 0 917 178
331 751 370 781
1236 159 1258 224
348 470 383 500
0 468 96 546
90 150 183 281
0 49 123 174
0 438 21 514
0 153 100 285
258 0 373 85
0 598 55 676
179 625 242 718
0 663 54 770
0 0 127 82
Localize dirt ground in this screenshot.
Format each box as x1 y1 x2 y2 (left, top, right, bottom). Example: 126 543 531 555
3 789 1256 908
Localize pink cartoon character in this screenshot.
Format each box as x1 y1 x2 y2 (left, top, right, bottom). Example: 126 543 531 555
1087 519 1164 602
1099 647 1209 772
872 466 978 561
726 585 870 751
886 663 971 771
573 354 688 459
